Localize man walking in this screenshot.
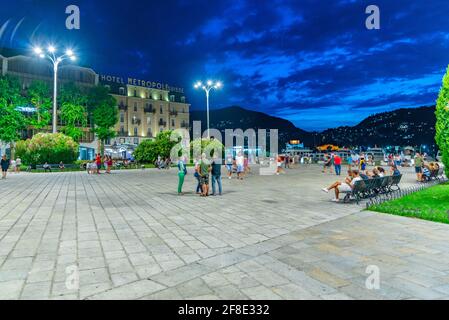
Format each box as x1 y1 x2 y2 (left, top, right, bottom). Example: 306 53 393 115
211 155 222 196
414 152 424 182
334 153 342 176
95 153 102 174
1 155 10 179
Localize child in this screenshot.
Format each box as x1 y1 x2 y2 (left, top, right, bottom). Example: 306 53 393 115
360 157 366 172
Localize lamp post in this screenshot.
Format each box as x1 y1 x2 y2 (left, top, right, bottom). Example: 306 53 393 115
33 46 77 133
194 80 222 138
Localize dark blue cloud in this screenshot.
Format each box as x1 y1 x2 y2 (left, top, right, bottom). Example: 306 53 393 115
0 0 448 130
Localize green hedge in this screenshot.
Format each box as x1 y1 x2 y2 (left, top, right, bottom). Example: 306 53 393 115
16 133 79 166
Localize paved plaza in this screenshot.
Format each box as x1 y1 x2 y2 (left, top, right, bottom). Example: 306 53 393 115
0 165 448 300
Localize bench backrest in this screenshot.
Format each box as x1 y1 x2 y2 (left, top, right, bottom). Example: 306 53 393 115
381 176 392 187
352 179 366 193
391 174 402 185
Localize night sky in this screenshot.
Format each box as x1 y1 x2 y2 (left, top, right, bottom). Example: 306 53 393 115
0 0 448 131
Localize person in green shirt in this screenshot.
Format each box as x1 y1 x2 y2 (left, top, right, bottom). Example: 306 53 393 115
199 153 211 197
414 152 424 182
177 156 187 195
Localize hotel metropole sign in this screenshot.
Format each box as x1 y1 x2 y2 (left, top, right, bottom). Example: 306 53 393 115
100 75 184 93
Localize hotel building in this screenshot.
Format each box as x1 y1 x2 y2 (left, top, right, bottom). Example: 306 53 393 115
0 48 190 157
100 76 190 146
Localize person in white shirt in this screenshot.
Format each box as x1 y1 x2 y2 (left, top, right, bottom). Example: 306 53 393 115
10 159 16 173
322 170 363 202
15 158 21 173
235 152 244 180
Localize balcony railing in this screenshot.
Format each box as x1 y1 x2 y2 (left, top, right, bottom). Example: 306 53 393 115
159 120 167 126
169 110 178 116
144 107 156 113
181 122 189 129
131 118 141 125
118 103 128 111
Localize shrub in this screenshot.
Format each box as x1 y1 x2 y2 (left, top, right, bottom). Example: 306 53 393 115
16 133 79 166
133 131 180 164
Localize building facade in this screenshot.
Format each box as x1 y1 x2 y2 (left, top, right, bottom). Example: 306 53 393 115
100 76 189 146
0 49 190 157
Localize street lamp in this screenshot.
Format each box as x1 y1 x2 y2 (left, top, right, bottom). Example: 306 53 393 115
33 45 77 133
194 80 222 138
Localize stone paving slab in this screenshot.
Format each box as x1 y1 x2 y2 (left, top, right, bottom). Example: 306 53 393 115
0 165 447 299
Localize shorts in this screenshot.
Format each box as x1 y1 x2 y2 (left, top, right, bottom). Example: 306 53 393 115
226 164 232 172
200 175 209 185
338 183 352 193
237 165 244 173
415 167 422 173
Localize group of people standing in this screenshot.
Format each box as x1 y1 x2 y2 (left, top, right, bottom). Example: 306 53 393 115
177 152 253 196
323 152 374 176
86 154 113 174
322 153 343 175
177 154 222 196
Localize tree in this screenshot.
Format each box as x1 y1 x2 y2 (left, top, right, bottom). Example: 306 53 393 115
0 76 27 158
28 80 51 129
191 138 224 160
59 83 87 142
133 130 179 164
88 86 118 155
435 65 449 176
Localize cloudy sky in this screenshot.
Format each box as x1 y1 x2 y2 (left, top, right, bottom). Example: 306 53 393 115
0 0 448 130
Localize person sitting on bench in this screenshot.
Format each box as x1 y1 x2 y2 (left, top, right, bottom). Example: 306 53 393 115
43 162 51 172
322 170 363 202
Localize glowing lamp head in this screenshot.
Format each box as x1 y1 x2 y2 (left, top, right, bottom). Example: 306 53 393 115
34 47 43 55
207 80 212 86
215 82 222 89
70 55 77 61
65 49 74 57
48 45 56 53
39 54 45 58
